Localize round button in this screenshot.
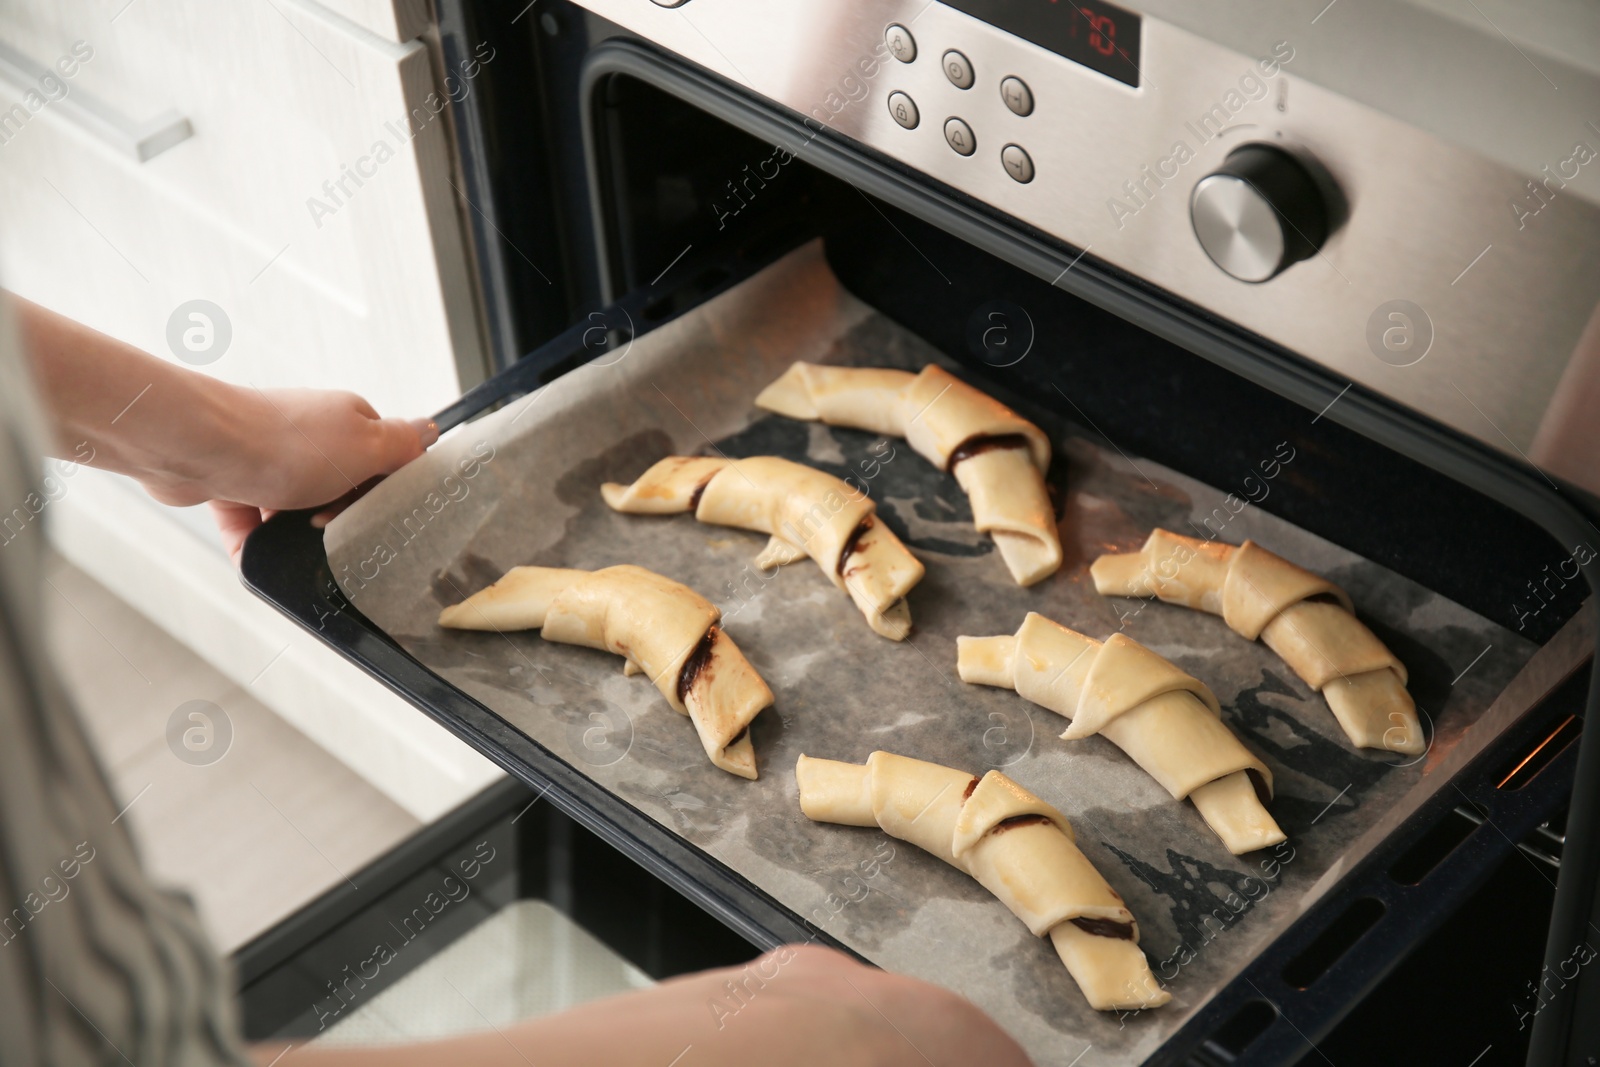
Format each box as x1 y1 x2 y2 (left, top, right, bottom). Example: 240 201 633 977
944 117 976 156
885 24 916 63
942 50 975 89
1000 76 1033 116
1190 144 1333 283
1001 144 1034 183
887 91 919 130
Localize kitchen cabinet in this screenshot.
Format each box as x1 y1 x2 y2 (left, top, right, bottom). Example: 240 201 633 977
0 0 501 819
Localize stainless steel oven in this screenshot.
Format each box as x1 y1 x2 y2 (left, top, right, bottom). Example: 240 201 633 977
245 3 1600 1063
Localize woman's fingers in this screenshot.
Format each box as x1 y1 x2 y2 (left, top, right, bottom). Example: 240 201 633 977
347 392 381 420
409 416 440 448
190 393 443 565
865 970 1035 1067
680 945 1035 1067
209 500 264 565
316 415 434 518
352 415 437 484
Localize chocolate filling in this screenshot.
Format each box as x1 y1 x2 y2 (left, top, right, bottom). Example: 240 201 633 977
687 476 715 512
725 725 749 748
837 516 875 576
1070 916 1136 940
676 627 717 704
947 433 1032 471
989 813 1053 835
978 811 1136 939
961 777 979 802
1246 768 1272 808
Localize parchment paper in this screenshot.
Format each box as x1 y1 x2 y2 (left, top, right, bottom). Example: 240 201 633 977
326 242 1539 1065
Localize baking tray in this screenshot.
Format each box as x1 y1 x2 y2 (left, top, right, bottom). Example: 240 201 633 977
243 241 1587 1065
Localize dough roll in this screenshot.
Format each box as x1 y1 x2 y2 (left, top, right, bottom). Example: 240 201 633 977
756 362 1061 586
439 564 772 778
958 613 1285 856
796 751 1170 1012
1090 529 1423 756
602 455 924 640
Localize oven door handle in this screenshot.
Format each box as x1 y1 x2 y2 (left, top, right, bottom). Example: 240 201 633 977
431 237 793 434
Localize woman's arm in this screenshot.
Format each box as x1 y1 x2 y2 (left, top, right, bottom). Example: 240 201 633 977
11 295 435 559
251 945 1034 1067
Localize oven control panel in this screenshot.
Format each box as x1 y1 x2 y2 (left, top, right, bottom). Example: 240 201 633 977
570 0 1600 489
869 16 1337 285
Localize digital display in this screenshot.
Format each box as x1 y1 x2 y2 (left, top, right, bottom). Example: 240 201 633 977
942 0 1143 88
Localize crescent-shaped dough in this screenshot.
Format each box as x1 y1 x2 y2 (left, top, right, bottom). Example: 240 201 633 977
438 564 772 778
958 613 1285 856
602 455 925 640
1090 529 1423 756
755 362 1062 587
796 751 1170 1012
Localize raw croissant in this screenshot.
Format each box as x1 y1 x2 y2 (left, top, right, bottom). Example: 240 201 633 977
959 613 1284 855
438 564 772 778
797 751 1169 1011
602 455 925 640
1091 529 1423 756
755 362 1061 586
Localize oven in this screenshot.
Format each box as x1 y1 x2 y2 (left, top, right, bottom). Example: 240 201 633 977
243 2 1600 1064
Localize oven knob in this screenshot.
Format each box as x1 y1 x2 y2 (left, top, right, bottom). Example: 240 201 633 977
1190 144 1332 283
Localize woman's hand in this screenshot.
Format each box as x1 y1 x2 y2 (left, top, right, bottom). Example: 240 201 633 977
548 944 1034 1067
255 944 1035 1067
12 295 437 563
176 388 437 562
144 388 435 510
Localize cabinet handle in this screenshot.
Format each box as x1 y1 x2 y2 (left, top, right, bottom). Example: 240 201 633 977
0 40 191 162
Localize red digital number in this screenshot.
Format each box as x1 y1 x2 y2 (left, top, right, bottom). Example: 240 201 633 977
1082 7 1117 55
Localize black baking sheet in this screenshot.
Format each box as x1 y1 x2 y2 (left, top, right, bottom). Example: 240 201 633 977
323 242 1537 1065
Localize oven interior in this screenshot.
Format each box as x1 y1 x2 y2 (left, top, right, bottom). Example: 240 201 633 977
292 8 1593 1062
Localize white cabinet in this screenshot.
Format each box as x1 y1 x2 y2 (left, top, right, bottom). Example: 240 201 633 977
0 0 502 820
0 0 488 414
315 0 433 44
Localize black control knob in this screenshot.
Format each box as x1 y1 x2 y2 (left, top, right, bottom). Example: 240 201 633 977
1190 144 1332 283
